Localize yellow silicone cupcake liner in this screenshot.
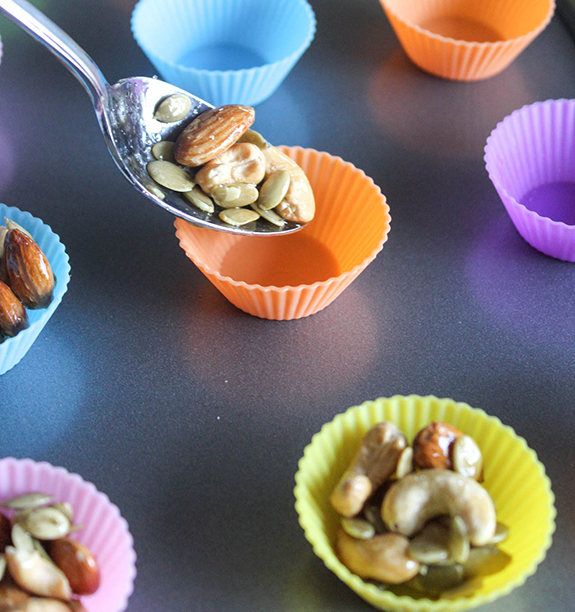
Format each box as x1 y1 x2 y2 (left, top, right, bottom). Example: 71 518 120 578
379 0 555 81
294 395 556 612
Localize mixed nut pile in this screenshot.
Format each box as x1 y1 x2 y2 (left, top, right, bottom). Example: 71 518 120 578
147 95 316 228
0 492 100 611
331 422 511 598
0 219 55 344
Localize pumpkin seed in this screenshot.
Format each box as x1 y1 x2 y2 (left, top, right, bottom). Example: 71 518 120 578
392 447 414 480
0 226 7 257
365 579 388 591
448 516 470 564
490 522 509 545
183 186 215 213
257 170 290 210
2 492 53 511
250 202 286 228
0 553 5 582
151 141 175 162
390 578 441 601
452 435 483 480
409 521 450 565
362 504 388 534
4 218 33 240
462 544 512 578
48 502 74 524
11 508 33 526
212 184 259 208
412 563 465 594
11 523 35 553
33 537 51 561
341 517 376 540
219 208 260 227
237 129 269 150
147 161 195 192
154 94 192 123
22 507 70 540
146 184 165 200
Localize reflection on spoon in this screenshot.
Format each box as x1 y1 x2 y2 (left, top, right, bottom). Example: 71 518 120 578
0 0 303 236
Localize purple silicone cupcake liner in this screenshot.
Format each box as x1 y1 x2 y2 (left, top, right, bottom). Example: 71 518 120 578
485 98 575 262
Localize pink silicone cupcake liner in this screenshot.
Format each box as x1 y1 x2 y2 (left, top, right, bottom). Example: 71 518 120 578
485 98 575 262
0 458 136 612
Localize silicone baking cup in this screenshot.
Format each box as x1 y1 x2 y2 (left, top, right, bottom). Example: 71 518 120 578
0 457 136 612
379 0 555 81
0 204 71 376
131 0 316 107
294 396 556 612
485 98 575 262
175 146 391 320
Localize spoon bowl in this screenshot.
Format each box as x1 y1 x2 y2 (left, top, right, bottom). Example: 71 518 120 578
0 0 303 235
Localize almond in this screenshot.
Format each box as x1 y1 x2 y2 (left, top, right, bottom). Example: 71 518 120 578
0 225 7 285
173 105 255 167
5 228 54 309
0 280 29 337
46 538 100 596
412 422 463 470
0 512 11 552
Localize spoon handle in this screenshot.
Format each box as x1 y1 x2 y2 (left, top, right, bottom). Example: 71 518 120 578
0 0 108 104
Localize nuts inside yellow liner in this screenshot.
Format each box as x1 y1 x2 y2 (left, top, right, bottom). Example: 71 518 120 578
331 421 510 599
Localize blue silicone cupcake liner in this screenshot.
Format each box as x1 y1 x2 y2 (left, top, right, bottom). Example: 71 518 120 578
131 0 316 107
0 204 71 376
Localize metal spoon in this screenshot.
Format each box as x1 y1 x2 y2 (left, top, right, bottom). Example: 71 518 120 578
0 0 302 235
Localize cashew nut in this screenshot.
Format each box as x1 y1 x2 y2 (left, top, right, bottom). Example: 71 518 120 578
0 579 30 609
195 143 265 195
262 146 315 224
5 546 71 601
0 579 75 612
336 529 420 584
381 469 496 546
330 422 407 517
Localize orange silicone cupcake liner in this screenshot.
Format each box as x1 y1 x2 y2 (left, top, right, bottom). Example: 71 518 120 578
175 146 391 320
380 0 555 81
